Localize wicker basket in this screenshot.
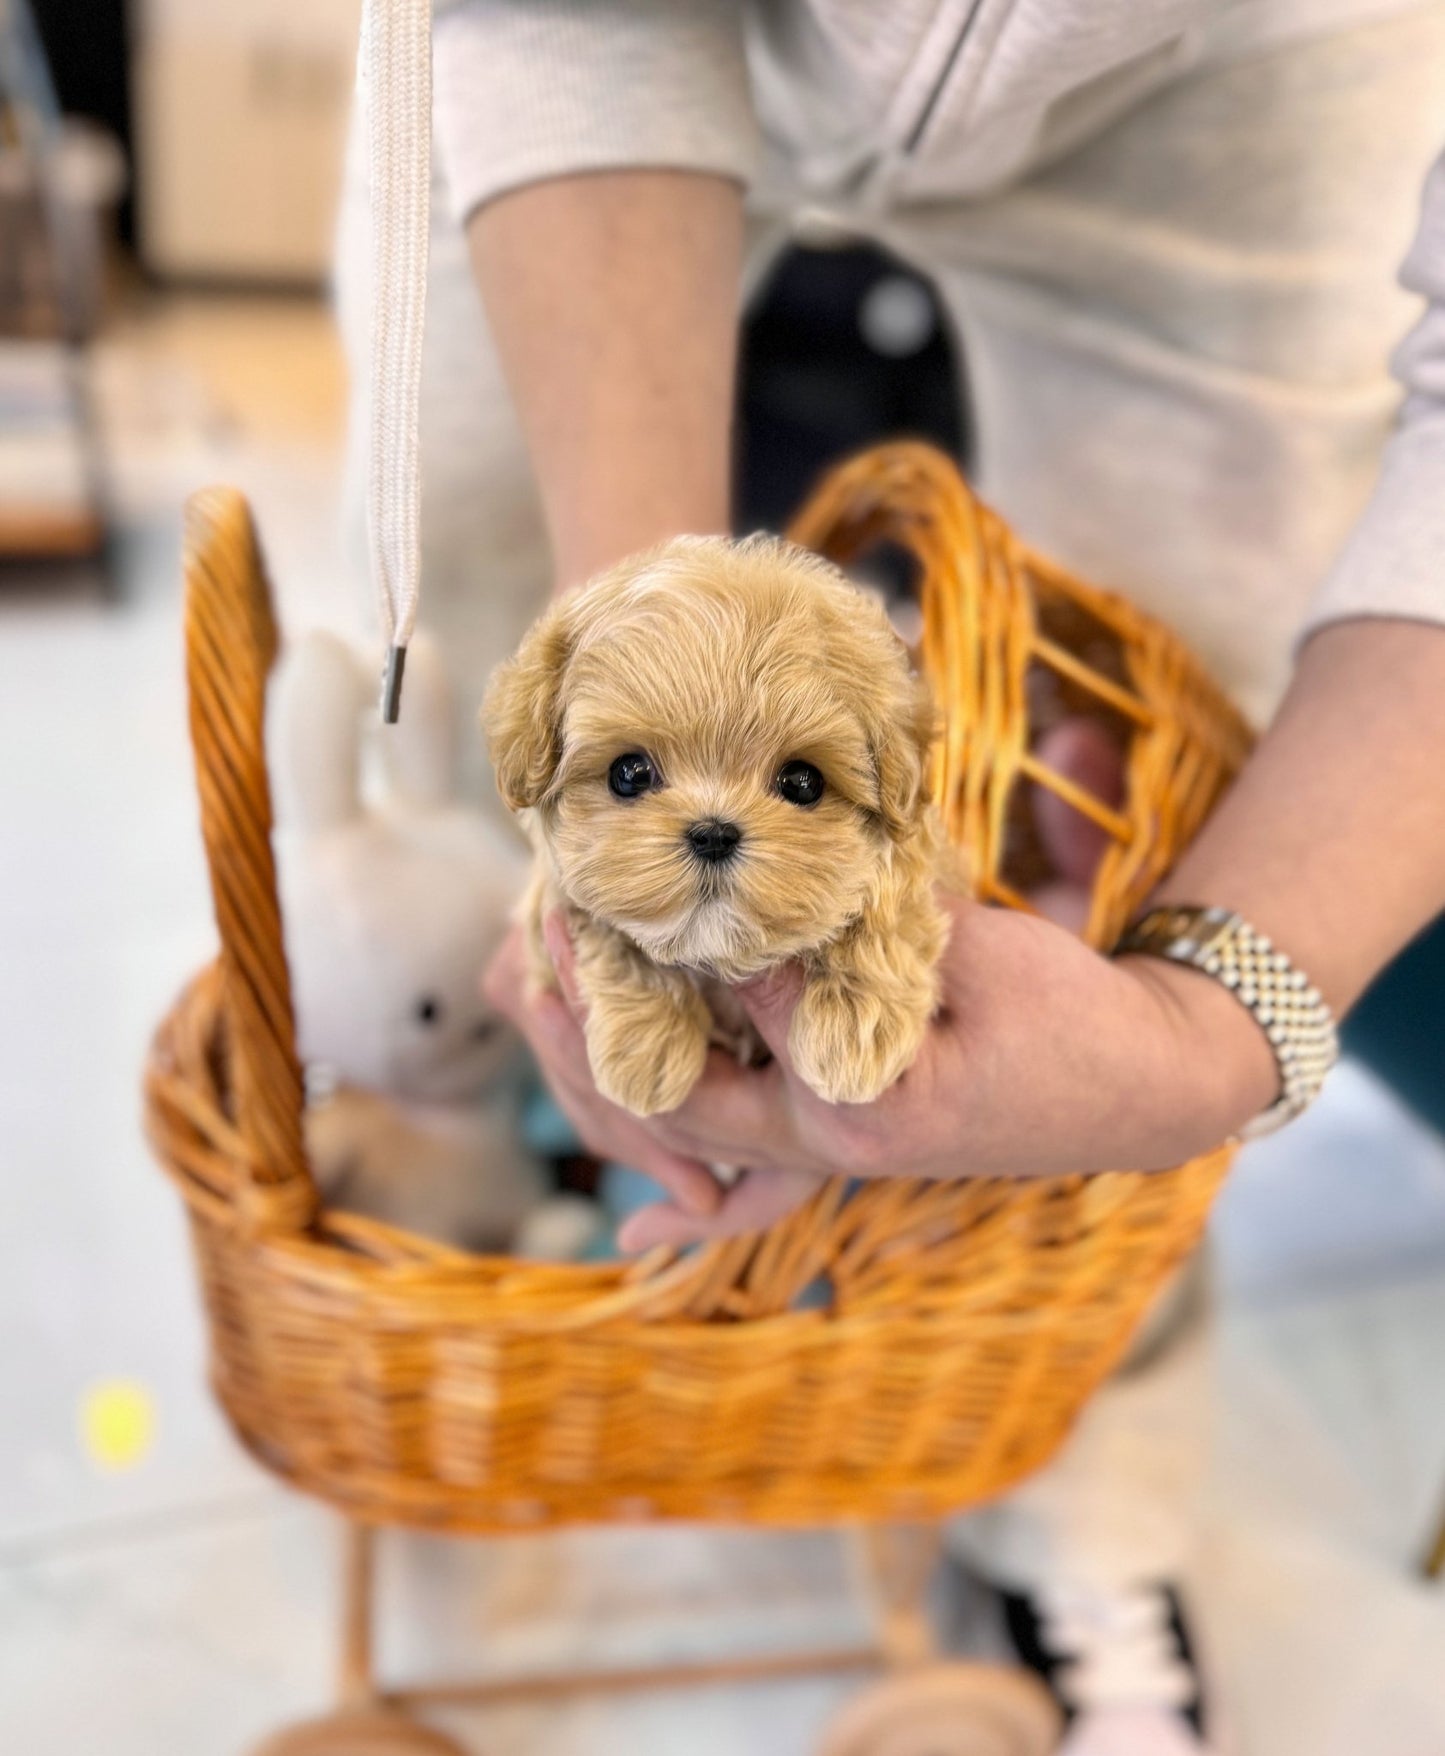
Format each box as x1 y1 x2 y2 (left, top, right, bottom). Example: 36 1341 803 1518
144 442 1249 1536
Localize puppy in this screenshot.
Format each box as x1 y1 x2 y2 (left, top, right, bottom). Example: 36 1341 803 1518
484 535 952 1116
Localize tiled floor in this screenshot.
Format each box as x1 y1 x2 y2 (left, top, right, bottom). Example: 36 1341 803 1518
3 295 1444 1756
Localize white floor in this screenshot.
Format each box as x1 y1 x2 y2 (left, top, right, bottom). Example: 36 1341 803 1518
2 295 1444 1756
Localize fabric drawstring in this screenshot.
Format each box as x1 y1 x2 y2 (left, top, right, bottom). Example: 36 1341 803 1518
359 0 431 722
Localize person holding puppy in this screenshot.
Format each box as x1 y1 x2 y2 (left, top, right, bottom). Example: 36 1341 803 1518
335 4 1445 1750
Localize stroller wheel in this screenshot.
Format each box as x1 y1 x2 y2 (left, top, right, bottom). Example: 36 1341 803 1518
818 1664 1061 1756
251 1705 470 1756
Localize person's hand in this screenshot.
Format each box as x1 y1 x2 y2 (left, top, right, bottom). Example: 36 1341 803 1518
487 891 1279 1253
485 914 827 1248
482 712 1275 1256
482 922 729 1232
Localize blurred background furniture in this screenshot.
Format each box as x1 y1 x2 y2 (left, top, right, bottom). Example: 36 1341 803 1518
130 0 358 284
0 0 119 565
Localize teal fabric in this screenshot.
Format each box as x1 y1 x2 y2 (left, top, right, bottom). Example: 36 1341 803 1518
1342 912 1445 1135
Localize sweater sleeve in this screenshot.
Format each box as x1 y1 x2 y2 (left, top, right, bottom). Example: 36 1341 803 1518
1303 150 1445 640
431 0 763 226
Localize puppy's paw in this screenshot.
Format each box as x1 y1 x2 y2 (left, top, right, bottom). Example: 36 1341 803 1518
789 976 930 1106
588 992 710 1117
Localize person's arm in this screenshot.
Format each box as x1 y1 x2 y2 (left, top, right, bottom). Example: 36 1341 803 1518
462 14 1445 1240
468 170 743 588
432 0 759 585
548 614 1445 1252
507 617 1445 1252
1148 617 1445 1018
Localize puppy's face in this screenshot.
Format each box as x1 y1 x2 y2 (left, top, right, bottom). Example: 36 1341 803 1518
485 537 935 980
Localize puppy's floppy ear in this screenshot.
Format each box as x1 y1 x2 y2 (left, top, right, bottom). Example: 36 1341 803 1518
483 598 573 811
872 669 939 840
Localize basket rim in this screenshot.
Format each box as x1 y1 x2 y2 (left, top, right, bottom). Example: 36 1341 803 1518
145 958 1234 1341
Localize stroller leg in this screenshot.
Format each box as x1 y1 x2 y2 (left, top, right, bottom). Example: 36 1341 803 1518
862 1522 941 1670
250 1519 468 1756
340 1521 380 1707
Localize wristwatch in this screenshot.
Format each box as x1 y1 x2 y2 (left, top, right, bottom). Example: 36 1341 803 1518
1113 904 1339 1139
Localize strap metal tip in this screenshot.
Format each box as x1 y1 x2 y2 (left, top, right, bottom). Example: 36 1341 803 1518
380 643 407 723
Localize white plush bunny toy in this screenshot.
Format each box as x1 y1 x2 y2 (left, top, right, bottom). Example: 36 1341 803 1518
268 628 596 1257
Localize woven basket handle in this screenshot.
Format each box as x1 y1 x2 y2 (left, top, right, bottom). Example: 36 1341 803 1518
183 488 317 1234
787 441 1032 884
786 440 1024 733
787 441 1252 944
787 440 1006 599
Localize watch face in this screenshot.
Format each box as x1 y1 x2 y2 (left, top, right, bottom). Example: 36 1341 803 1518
1152 907 1235 961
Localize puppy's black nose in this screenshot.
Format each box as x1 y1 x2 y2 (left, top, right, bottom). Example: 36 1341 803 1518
685 819 742 863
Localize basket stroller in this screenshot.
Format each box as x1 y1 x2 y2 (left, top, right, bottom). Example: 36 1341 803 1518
144 440 1248 1754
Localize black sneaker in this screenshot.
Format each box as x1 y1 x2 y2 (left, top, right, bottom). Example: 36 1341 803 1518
998 1580 1224 1755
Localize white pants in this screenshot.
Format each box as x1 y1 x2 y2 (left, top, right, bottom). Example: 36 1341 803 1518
332 11 1445 1593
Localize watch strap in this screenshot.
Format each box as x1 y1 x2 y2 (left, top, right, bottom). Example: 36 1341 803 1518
1114 904 1338 1139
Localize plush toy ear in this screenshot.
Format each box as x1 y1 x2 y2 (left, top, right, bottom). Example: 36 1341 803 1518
267 630 368 833
873 670 939 841
377 633 456 809
482 599 573 812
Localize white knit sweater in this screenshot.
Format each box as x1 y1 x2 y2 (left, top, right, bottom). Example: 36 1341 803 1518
427 0 1445 660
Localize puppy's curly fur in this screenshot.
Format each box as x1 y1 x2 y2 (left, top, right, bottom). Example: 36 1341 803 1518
484 535 953 1116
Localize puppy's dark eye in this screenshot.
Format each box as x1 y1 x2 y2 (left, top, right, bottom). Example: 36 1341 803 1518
414 994 443 1026
776 760 825 806
608 752 657 799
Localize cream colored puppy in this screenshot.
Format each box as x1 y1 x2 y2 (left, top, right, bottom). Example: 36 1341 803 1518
484 535 952 1117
